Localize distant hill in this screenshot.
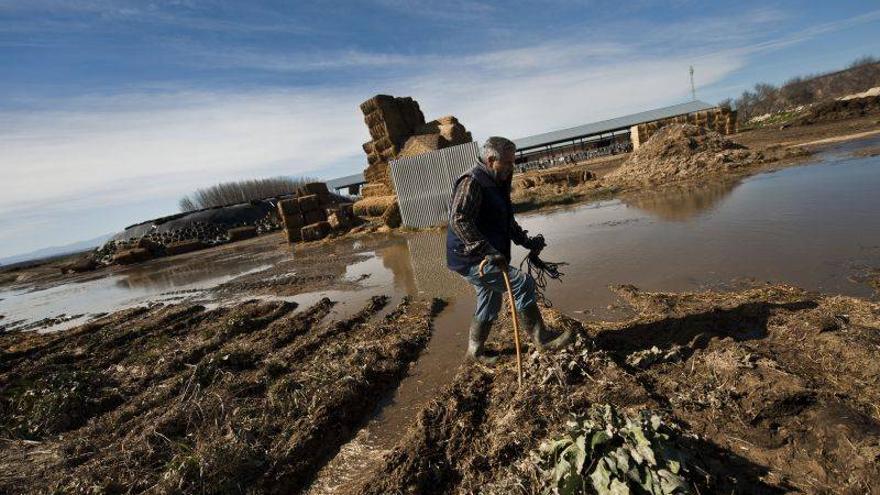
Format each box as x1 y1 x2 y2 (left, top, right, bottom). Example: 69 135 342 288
0 233 112 267
729 56 880 123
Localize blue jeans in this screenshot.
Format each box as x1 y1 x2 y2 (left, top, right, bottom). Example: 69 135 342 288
463 263 537 323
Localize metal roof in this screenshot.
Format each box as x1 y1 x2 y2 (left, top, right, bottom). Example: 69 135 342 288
513 100 716 151
325 172 366 190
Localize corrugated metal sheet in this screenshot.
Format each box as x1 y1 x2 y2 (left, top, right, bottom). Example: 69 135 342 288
325 172 366 190
389 141 479 229
513 100 716 151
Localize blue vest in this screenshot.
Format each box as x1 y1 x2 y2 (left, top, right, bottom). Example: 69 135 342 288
446 163 512 274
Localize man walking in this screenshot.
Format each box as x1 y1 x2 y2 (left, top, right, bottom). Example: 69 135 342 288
446 137 572 363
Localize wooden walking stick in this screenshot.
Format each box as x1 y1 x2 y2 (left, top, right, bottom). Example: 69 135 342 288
479 259 524 388
501 270 524 388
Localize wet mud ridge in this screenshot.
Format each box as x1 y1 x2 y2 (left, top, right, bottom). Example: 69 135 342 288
347 285 880 494
0 294 445 493
2 283 879 493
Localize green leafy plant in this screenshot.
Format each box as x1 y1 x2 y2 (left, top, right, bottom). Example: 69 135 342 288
536 404 691 495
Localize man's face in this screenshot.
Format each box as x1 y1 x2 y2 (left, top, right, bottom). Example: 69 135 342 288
489 151 515 181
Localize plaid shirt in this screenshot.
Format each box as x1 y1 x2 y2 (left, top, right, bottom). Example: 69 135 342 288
449 162 529 258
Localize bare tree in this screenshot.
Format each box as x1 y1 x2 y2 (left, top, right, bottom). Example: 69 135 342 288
178 176 315 212
734 56 880 122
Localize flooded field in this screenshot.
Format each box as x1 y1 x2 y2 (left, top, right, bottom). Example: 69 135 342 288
2 138 880 493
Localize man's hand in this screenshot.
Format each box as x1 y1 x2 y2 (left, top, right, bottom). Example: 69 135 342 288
523 234 546 254
478 253 508 277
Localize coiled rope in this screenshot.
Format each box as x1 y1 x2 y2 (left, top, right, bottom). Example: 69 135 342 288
519 237 567 307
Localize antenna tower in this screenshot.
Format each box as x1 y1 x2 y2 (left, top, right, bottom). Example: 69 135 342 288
689 65 696 101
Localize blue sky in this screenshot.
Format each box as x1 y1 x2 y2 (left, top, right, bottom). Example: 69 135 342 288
1 1 880 258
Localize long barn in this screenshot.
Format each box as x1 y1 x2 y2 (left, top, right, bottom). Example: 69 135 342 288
511 100 734 170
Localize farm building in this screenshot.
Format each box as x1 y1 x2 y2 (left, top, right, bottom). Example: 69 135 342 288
512 100 736 171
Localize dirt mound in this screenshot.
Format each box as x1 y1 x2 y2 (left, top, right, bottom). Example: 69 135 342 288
347 285 880 494
608 124 759 183
0 295 445 493
797 95 880 125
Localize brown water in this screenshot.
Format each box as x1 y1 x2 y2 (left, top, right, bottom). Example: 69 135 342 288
2 138 880 492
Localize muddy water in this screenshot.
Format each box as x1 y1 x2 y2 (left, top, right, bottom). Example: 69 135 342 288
0 252 284 332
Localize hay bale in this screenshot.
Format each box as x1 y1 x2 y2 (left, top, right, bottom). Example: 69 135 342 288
298 194 320 212
318 194 333 208
303 182 330 197
301 221 332 242
283 212 304 229
338 203 355 220
353 195 396 217
304 209 327 225
361 183 394 198
327 211 349 230
379 146 399 160
400 134 443 158
113 248 151 265
277 198 300 216
165 240 207 256
381 201 402 228
227 226 257 242
283 228 301 243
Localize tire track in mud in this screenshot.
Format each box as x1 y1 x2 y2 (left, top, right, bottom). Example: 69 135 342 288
0 294 447 494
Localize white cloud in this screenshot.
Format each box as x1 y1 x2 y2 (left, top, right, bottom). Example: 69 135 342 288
1 90 368 214
2 6 878 257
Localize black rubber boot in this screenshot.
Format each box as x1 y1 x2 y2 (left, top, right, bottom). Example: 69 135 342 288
466 318 498 364
518 303 573 351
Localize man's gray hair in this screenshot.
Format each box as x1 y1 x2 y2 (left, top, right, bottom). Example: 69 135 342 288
481 136 516 162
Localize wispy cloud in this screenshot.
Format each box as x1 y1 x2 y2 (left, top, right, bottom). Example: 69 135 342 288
0 0 312 34
2 5 879 257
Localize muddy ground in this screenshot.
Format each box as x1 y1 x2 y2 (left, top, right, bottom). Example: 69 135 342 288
345 285 880 495
2 282 878 493
0 291 445 493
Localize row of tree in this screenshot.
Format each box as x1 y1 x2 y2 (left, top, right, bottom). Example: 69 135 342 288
723 56 880 123
179 176 314 212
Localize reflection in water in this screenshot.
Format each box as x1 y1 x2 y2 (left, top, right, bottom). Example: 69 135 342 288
401 233 472 298
621 180 739 221
115 261 277 291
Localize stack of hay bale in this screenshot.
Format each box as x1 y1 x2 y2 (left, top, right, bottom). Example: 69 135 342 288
356 95 473 227
361 95 426 198
277 182 356 244
630 107 737 150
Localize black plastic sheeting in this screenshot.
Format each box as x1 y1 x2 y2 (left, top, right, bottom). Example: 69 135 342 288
111 199 279 242
110 191 350 243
